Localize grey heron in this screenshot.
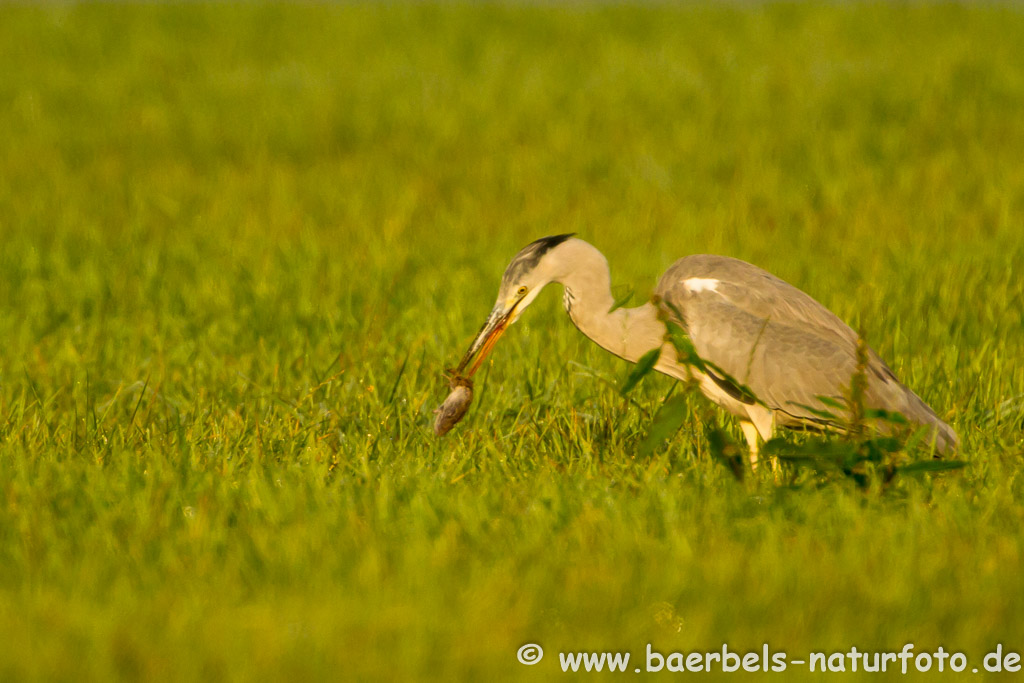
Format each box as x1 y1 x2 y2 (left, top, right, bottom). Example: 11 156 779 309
453 234 958 466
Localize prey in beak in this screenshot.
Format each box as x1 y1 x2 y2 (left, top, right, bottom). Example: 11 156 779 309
433 233 575 438
434 296 524 437
455 298 524 377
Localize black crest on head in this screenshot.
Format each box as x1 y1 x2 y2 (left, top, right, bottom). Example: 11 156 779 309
501 234 575 288
526 233 575 256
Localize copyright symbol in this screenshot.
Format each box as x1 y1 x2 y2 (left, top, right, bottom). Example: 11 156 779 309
517 643 544 665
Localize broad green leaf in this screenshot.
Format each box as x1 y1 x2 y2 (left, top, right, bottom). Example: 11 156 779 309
664 320 706 372
816 395 847 410
640 395 689 456
864 408 910 425
608 286 635 313
620 347 661 396
897 460 968 475
789 401 841 421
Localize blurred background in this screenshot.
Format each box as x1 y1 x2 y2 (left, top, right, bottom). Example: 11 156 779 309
1 3 1022 680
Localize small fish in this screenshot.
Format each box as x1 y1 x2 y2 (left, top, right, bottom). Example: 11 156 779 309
433 375 474 436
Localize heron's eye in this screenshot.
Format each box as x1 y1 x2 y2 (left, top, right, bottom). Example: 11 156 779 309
516 286 528 297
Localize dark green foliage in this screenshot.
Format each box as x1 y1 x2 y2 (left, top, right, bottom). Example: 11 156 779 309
706 427 746 482
608 285 635 313
641 283 968 490
619 347 661 397
639 394 689 457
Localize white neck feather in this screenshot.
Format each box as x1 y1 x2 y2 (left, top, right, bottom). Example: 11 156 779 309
552 240 665 364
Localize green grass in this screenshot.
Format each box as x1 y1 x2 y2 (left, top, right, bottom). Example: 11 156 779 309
1 2 1023 680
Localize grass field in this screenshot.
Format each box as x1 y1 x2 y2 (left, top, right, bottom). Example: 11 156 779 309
1 2 1023 680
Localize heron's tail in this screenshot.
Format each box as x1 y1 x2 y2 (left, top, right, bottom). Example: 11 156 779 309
889 385 959 455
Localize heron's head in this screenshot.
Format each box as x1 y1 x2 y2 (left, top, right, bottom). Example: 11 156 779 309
456 233 576 376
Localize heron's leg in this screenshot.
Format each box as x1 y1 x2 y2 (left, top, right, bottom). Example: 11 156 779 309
742 405 776 474
740 421 761 471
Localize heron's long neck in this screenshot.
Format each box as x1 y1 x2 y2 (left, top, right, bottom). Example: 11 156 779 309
556 247 665 364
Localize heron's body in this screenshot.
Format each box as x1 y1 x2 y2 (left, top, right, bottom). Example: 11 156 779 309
455 235 957 465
